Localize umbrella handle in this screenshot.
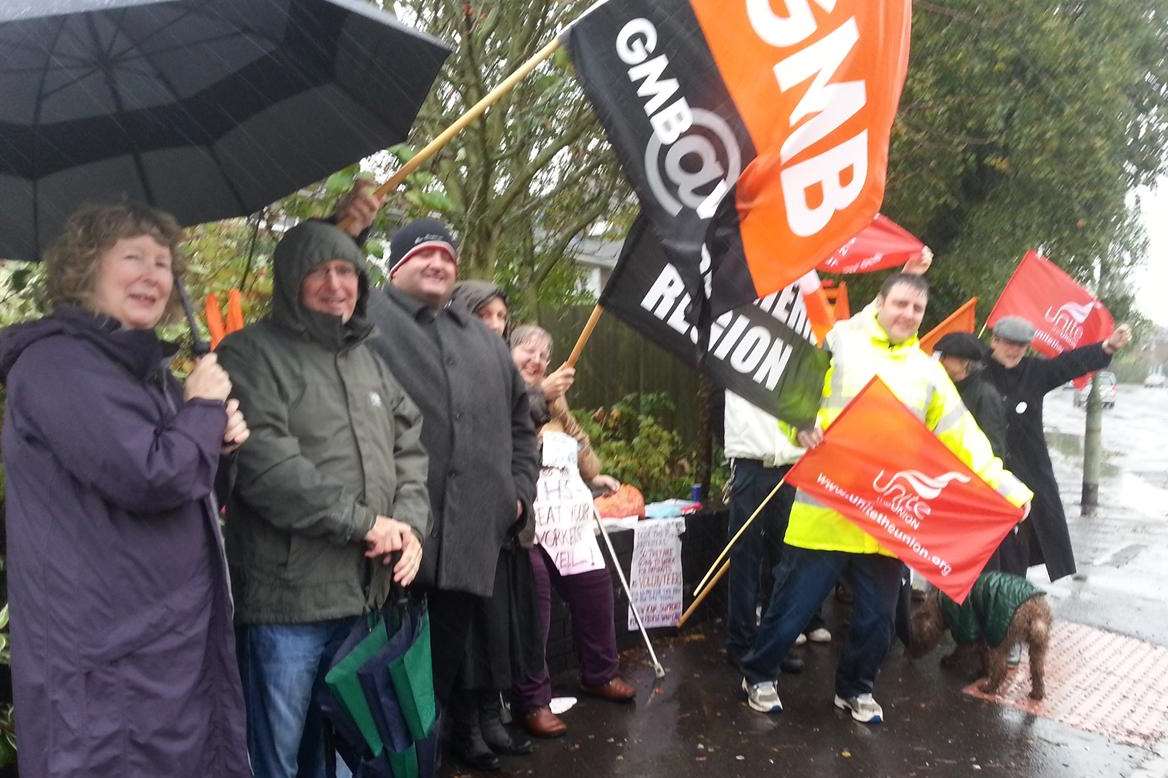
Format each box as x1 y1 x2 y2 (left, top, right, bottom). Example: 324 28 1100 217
176 277 211 355
386 551 409 608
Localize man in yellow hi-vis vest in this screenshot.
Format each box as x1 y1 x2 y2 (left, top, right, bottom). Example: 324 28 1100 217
738 272 1033 724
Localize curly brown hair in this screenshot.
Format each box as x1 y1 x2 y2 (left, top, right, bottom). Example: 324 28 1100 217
42 201 188 324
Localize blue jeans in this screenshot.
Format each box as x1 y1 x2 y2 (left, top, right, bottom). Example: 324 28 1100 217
724 461 824 660
237 618 358 778
741 545 902 698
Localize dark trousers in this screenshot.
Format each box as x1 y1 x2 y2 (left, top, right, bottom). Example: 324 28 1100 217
426 589 480 706
725 460 823 660
741 546 902 699
512 546 618 712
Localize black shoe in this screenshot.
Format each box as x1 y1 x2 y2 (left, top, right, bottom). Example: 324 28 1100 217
780 655 804 674
451 693 502 771
452 741 501 772
479 692 533 756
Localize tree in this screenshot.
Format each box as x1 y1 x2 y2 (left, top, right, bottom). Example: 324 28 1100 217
377 0 634 317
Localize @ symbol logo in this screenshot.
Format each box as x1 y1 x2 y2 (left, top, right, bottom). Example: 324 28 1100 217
644 108 741 217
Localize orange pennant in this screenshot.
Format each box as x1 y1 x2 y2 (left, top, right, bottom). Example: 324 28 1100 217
799 272 836 345
204 293 227 350
832 281 851 320
225 289 245 334
919 298 977 355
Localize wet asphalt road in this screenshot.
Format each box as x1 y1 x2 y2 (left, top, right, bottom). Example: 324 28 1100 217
445 385 1168 778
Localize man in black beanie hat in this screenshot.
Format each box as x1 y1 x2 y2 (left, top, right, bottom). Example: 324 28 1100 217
365 217 538 771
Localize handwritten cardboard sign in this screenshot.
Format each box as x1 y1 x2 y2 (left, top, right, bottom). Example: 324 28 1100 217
628 518 686 629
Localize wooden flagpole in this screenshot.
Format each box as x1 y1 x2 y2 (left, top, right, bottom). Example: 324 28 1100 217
565 304 604 368
677 559 729 628
337 36 563 232
691 474 788 597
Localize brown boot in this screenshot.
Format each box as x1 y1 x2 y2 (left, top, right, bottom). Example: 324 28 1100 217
522 706 567 738
580 676 636 702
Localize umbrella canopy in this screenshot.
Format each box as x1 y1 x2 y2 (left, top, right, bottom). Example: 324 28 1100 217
0 0 451 260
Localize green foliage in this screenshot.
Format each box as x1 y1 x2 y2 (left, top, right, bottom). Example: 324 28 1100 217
0 559 13 768
387 0 632 318
573 393 699 502
0 704 13 768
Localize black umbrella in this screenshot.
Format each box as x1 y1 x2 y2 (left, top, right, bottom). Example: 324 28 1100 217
0 0 451 345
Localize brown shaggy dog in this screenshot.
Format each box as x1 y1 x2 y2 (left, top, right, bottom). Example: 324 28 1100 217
908 573 1052 700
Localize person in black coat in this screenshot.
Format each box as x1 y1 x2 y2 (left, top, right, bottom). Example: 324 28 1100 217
365 220 539 772
983 316 1132 581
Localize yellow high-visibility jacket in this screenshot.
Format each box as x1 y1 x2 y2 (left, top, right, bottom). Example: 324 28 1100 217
784 303 1033 555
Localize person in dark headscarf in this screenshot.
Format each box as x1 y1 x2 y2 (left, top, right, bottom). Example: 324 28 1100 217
452 279 510 338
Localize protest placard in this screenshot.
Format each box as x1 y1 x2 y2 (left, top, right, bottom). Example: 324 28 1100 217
628 518 686 630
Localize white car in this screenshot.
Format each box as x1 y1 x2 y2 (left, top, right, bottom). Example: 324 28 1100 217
1146 372 1166 388
1074 371 1117 409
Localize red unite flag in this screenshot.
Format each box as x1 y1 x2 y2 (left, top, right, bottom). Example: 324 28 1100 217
986 250 1115 359
816 214 925 275
786 379 1024 603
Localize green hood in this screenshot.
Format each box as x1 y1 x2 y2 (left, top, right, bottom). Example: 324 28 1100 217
271 220 373 350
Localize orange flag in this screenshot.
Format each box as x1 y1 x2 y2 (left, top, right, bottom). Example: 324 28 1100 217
798 272 835 345
225 289 245 334
786 378 1023 603
831 281 850 320
919 298 977 355
204 293 227 350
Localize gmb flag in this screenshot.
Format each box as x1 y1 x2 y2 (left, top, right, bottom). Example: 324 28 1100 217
600 215 830 429
565 0 911 316
986 250 1115 358
786 378 1025 603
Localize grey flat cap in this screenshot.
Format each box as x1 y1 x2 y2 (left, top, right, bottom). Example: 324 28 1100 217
992 316 1036 343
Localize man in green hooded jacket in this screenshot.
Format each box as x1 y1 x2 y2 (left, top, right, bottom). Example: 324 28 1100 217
218 220 430 777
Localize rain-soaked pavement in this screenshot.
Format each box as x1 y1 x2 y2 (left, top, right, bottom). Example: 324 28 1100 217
444 386 1168 778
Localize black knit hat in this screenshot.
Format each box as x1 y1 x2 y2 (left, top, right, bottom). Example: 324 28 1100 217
388 217 457 276
934 332 987 361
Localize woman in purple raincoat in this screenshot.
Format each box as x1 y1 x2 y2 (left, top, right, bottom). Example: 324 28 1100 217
0 203 251 777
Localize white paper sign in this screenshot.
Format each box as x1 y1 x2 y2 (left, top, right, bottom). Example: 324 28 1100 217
533 432 605 576
628 518 686 630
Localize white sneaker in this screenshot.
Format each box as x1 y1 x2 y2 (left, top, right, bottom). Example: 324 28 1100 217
833 693 883 724
795 633 808 646
807 627 832 643
742 679 783 713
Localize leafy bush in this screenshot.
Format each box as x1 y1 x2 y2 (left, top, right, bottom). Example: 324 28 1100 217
0 560 13 768
573 393 699 503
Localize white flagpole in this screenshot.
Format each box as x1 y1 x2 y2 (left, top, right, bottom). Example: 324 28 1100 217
594 510 666 678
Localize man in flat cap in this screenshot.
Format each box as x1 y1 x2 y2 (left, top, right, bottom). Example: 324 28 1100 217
984 315 1132 582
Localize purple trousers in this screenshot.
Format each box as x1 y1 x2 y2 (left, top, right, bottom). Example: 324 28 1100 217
512 546 619 712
